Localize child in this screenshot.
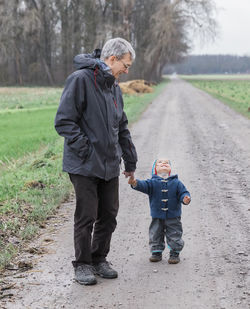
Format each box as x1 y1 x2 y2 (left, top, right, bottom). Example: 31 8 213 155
128 159 191 264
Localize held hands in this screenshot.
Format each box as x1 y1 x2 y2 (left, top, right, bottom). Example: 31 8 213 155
127 175 137 187
123 171 134 178
183 195 191 205
123 171 137 186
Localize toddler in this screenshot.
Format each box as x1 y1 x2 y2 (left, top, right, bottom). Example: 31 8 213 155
128 159 191 264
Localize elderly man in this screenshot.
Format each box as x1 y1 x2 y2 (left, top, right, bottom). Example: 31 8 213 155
55 38 137 285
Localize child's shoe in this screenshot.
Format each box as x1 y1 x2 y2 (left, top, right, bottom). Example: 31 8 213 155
149 252 162 262
168 251 180 264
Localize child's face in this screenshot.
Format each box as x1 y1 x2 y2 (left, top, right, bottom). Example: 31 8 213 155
156 159 171 174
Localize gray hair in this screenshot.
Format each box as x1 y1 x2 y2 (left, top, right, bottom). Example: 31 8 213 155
100 38 136 61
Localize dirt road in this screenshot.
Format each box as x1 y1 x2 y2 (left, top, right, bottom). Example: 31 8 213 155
2 78 250 309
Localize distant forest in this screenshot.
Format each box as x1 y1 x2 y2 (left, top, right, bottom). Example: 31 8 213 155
164 55 250 74
0 0 217 85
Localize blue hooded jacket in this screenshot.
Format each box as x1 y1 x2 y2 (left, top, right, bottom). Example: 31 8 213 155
132 174 190 219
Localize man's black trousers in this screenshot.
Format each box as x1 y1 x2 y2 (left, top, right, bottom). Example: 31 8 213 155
69 174 119 267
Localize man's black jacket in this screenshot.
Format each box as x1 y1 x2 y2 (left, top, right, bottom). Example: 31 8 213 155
54 50 137 180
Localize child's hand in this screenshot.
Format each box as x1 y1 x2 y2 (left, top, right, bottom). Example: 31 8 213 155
128 176 137 187
183 196 191 205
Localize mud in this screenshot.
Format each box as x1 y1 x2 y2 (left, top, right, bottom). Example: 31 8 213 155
1 77 249 309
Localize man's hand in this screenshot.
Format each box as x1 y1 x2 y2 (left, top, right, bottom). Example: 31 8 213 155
123 171 134 178
183 196 191 205
128 175 137 187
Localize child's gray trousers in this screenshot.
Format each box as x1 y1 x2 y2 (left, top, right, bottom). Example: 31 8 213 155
149 217 184 253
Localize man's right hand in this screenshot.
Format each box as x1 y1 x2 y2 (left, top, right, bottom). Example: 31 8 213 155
123 171 134 178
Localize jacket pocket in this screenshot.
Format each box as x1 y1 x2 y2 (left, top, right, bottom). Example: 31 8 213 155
82 143 94 163
66 135 89 160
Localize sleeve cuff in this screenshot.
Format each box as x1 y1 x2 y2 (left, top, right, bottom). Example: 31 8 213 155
124 161 136 172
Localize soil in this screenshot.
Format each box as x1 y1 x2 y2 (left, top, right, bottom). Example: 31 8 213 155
1 77 250 309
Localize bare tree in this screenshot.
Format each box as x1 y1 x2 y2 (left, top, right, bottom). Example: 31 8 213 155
130 0 217 82
24 0 57 85
0 0 217 85
0 0 24 84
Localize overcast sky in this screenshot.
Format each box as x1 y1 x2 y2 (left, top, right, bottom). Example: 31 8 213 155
191 0 250 56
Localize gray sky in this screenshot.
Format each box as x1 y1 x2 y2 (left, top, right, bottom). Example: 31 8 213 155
191 0 250 56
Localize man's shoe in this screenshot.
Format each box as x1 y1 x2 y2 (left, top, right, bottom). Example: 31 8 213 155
93 261 118 279
149 252 162 262
168 251 180 264
74 264 97 285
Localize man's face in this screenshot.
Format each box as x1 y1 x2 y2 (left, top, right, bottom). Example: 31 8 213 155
155 159 171 174
105 53 132 79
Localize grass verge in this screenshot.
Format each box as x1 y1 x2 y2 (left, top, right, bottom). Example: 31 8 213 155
0 78 169 270
183 77 250 119
124 78 169 123
0 139 72 270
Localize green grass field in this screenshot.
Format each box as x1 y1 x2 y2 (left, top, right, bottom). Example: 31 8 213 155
0 87 62 110
0 82 167 164
182 75 250 119
0 107 58 162
0 79 169 270
0 87 62 163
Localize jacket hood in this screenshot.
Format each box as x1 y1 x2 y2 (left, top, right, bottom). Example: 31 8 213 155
73 49 115 88
151 159 172 176
73 49 102 70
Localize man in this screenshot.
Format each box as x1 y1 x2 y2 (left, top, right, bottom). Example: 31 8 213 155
54 38 137 285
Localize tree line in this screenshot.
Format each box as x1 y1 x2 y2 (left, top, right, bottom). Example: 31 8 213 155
164 55 250 74
0 0 216 85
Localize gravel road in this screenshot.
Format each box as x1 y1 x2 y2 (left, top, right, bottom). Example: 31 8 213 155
2 77 250 309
